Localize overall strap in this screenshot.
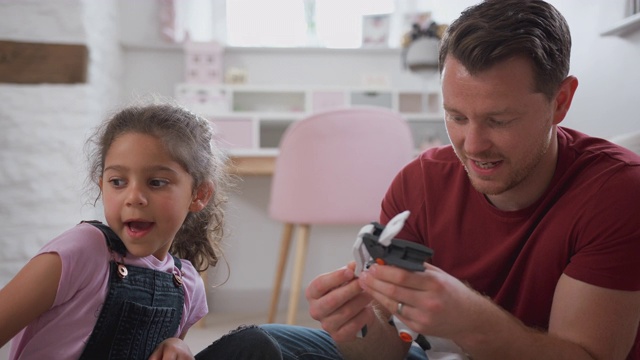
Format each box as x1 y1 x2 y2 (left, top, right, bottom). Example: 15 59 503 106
172 254 182 270
81 220 127 257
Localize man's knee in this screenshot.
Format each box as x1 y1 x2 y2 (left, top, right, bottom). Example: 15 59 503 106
196 325 282 359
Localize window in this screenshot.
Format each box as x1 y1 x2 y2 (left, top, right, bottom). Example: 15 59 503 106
226 0 308 47
313 0 395 48
226 0 395 48
168 0 453 49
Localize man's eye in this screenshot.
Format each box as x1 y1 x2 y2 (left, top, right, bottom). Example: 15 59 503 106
489 118 512 127
446 113 466 122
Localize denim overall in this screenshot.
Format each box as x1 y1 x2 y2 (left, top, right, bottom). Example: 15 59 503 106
78 221 185 360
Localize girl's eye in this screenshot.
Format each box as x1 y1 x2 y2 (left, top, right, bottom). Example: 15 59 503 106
109 178 126 187
149 179 169 187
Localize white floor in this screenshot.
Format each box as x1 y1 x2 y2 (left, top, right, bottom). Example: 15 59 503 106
0 310 319 359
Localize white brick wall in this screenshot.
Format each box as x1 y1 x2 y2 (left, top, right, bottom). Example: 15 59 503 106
0 0 121 286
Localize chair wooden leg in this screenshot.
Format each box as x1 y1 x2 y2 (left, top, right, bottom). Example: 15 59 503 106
286 224 310 325
267 223 294 323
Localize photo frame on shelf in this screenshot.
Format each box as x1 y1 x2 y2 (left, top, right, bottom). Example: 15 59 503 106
362 14 391 48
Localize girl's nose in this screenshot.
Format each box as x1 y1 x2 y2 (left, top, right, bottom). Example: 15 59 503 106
125 183 148 207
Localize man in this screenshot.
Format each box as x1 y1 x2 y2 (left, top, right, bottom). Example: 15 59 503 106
260 0 640 359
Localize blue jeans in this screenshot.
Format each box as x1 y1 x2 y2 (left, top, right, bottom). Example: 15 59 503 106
260 324 428 360
196 325 283 359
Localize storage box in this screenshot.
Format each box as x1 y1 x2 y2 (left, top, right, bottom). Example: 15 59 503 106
311 91 346 112
175 84 230 115
209 116 256 150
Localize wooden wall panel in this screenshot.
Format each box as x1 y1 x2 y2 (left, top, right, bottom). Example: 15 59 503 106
0 40 88 84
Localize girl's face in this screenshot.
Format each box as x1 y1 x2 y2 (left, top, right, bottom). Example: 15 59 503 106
100 132 204 260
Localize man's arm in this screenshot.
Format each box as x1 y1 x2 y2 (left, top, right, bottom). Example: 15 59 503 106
456 274 640 360
548 274 640 359
360 264 640 360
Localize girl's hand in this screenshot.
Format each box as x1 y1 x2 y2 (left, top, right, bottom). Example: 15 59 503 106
305 261 375 342
148 337 194 360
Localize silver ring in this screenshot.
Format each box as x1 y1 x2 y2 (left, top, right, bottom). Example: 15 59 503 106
397 302 404 316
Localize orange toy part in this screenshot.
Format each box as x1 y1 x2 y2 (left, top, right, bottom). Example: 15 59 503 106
399 332 413 342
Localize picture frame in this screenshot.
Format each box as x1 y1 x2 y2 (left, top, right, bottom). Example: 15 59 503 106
362 14 391 48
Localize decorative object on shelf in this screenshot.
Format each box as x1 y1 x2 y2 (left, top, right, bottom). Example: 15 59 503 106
401 12 446 72
177 41 227 116
183 40 224 84
225 67 247 84
401 11 434 46
303 0 320 46
362 14 392 48
158 0 179 43
158 0 217 44
360 73 391 88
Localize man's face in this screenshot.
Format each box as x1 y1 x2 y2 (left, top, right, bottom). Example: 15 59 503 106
441 56 558 210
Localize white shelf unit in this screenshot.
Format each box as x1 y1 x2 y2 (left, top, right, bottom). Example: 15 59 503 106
600 12 640 36
175 84 446 155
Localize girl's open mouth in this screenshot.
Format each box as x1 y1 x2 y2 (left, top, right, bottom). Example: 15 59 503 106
125 221 155 237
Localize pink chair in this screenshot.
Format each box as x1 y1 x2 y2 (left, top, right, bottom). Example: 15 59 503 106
267 106 415 324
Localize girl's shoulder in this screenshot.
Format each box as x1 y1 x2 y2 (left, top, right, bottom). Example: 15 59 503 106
40 222 110 258
38 222 111 307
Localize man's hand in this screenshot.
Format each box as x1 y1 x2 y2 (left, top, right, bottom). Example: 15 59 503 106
148 337 194 360
305 261 375 342
358 262 479 341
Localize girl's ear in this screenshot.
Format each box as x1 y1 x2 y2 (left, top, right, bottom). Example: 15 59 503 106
189 180 214 212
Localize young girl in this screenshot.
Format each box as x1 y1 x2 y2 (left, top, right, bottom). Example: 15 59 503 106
0 102 281 359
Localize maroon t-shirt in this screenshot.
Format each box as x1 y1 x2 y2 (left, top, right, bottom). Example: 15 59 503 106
381 126 640 358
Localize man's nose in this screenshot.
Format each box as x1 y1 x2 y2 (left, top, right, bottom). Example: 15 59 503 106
463 122 492 155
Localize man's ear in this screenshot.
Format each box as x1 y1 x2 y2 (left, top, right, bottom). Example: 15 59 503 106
552 75 579 125
189 180 214 212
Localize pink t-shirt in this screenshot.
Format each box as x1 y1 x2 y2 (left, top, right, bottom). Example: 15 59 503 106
9 222 208 360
